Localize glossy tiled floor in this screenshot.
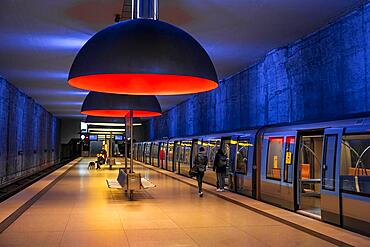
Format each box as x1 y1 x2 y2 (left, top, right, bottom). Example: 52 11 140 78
0 158 335 247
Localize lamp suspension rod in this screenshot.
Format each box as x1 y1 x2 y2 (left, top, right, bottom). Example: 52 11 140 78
131 0 159 20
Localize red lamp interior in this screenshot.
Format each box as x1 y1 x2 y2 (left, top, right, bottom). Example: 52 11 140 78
69 74 218 95
81 109 161 117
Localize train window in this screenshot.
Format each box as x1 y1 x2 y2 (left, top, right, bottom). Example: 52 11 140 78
236 139 249 175
322 135 337 191
266 137 284 180
340 134 370 196
203 140 221 169
284 136 296 183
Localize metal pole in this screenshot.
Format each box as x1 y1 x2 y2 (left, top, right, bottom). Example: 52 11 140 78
109 131 113 157
124 116 128 172
154 0 159 20
131 0 158 20
130 110 134 173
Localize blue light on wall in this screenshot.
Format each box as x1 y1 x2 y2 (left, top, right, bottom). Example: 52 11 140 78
148 3 370 140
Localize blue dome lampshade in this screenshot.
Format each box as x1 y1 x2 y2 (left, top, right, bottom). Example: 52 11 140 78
68 19 218 95
81 92 162 117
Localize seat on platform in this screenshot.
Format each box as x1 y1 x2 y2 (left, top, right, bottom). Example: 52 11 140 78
106 169 127 189
140 177 156 189
106 168 156 189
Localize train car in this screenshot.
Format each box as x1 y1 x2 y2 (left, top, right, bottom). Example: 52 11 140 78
133 117 370 236
257 117 370 235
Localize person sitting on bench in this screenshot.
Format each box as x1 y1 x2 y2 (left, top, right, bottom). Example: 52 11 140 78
95 154 104 169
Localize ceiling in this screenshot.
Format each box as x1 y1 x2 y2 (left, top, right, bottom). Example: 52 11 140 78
0 0 365 119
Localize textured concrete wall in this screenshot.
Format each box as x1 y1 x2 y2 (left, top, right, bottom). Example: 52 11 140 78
149 3 370 140
60 119 81 145
0 76 60 187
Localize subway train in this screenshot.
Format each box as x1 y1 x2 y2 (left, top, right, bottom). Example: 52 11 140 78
133 117 370 236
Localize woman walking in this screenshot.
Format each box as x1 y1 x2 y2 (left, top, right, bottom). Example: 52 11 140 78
193 147 208 197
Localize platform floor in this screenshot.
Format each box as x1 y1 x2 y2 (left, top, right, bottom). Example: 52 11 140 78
0 158 339 247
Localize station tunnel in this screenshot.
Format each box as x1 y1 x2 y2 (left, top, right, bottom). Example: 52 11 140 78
0 1 369 246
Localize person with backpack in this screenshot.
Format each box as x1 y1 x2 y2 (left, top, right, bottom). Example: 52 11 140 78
213 149 227 191
193 146 208 197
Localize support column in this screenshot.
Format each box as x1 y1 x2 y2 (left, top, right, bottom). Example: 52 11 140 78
129 110 134 173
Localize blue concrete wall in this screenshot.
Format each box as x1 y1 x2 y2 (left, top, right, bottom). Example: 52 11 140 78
148 3 370 140
0 76 60 187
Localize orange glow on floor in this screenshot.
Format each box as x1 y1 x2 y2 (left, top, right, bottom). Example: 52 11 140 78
68 74 218 95
81 109 161 117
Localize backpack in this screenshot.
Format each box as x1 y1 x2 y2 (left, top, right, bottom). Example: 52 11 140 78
194 154 207 172
217 154 227 168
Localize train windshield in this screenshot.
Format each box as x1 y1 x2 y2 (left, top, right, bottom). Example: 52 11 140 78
341 134 370 196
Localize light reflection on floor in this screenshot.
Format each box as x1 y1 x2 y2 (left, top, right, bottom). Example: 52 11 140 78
0 158 335 247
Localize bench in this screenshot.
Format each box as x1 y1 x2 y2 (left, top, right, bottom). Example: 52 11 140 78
106 169 156 190
106 168 127 189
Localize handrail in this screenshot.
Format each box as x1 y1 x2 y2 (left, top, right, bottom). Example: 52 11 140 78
300 143 322 168
353 145 370 192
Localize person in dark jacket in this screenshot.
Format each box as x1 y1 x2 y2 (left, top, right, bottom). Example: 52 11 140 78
193 146 208 197
213 149 227 191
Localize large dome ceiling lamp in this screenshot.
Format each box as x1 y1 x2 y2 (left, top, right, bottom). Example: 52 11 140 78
68 0 218 95
81 92 161 176
81 92 162 117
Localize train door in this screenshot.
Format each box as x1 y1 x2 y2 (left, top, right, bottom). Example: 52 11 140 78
222 138 232 187
340 131 370 236
151 142 159 167
320 128 343 225
166 142 174 171
144 143 151 164
139 143 144 162
173 141 180 173
179 140 193 176
202 139 221 186
296 131 324 218
260 132 296 210
159 142 167 169
233 136 254 197
143 143 147 163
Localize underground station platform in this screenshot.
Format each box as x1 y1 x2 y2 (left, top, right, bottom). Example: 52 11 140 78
0 158 369 247
1 0 370 246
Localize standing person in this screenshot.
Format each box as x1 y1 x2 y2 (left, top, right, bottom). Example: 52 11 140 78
159 148 165 168
193 147 208 197
101 148 107 164
213 149 227 191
